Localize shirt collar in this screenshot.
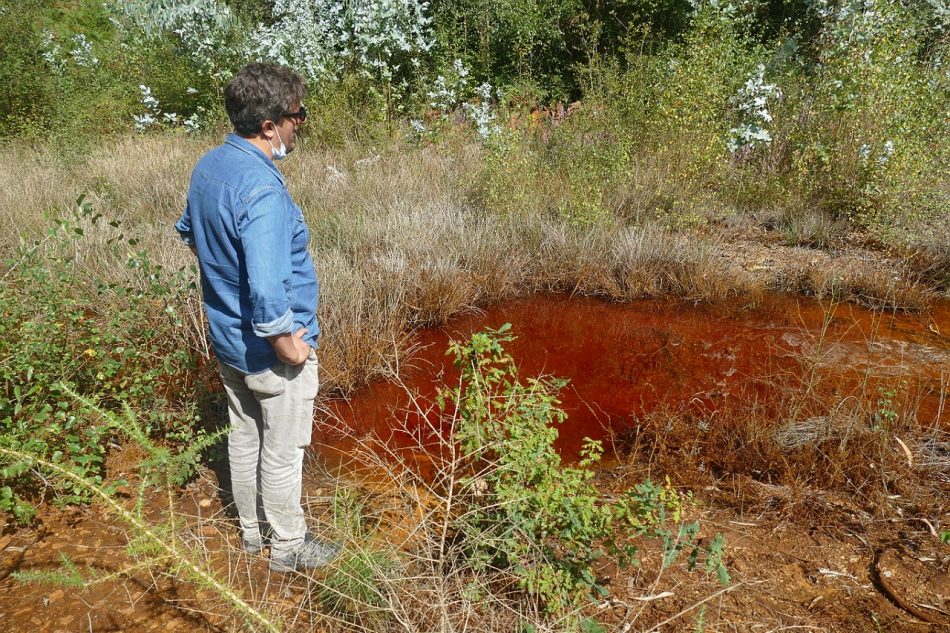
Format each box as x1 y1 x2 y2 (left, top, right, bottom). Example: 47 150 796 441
224 133 285 185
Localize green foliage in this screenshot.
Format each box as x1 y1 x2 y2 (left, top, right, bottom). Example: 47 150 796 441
305 72 390 147
0 484 36 523
653 3 757 147
441 324 728 615
781 0 948 236
641 3 768 228
523 103 636 225
430 0 706 100
317 545 398 626
0 400 272 631
0 0 233 143
13 552 89 588
431 0 589 98
468 111 633 226
0 0 133 143
4 0 945 242
468 129 547 218
0 0 56 136
0 195 200 520
873 382 905 433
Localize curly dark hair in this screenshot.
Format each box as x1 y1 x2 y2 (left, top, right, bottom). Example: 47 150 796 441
224 63 307 136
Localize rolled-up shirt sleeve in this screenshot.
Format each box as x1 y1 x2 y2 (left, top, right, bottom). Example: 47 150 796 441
240 187 295 338
175 202 195 246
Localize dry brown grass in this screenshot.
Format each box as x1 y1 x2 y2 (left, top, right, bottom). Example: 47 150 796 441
2 134 763 395
777 206 846 248
3 131 940 399
903 219 950 292
780 258 936 311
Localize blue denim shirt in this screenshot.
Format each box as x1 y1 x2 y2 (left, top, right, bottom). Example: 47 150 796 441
175 134 319 374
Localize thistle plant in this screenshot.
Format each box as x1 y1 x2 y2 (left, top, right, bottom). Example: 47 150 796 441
0 390 278 632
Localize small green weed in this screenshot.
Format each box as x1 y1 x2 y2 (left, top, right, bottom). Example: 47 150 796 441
873 382 904 432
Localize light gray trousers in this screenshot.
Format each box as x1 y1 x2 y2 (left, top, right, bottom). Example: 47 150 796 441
218 349 318 556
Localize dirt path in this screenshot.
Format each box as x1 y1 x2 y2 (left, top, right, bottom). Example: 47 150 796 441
2 458 948 632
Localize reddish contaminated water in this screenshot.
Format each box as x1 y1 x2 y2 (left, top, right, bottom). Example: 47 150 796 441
315 294 949 469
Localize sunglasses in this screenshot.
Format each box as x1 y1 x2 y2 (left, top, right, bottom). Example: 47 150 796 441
281 105 307 123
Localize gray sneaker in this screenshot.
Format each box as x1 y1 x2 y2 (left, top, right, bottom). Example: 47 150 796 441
269 534 340 573
242 533 264 555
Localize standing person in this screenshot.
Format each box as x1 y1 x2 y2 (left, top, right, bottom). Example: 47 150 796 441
175 62 337 573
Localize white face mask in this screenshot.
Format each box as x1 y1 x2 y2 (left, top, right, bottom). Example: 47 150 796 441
269 127 287 161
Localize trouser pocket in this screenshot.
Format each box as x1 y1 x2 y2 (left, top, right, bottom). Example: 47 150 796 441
244 364 286 398
301 349 319 401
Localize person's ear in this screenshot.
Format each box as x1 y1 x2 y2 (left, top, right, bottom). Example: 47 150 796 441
261 119 276 139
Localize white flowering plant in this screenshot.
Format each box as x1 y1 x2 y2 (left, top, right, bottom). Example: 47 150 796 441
40 31 100 74
426 59 471 112
69 34 99 68
727 64 781 156
40 31 68 76
111 0 241 76
246 0 434 121
463 82 502 141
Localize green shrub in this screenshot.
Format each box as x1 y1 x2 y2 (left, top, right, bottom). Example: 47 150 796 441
431 0 590 99
0 0 56 136
305 72 390 147
627 0 950 242
759 0 948 239
0 196 200 520
441 324 728 615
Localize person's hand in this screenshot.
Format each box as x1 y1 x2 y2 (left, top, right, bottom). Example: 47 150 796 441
268 328 311 365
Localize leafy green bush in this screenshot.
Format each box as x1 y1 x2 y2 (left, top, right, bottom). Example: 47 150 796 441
0 196 200 520
441 324 728 615
431 0 589 99
713 0 950 241
647 4 767 218
0 0 56 136
784 0 948 236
